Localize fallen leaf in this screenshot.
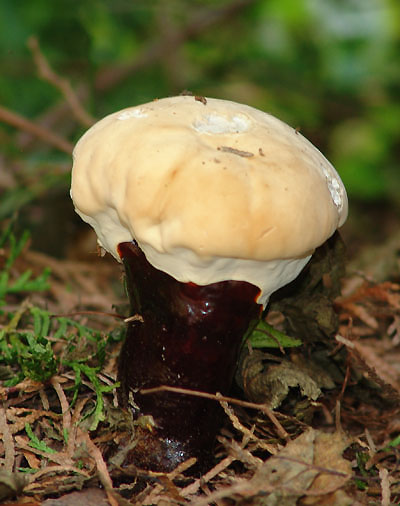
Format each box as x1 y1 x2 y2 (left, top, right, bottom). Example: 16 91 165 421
192 429 352 506
300 431 352 505
41 488 109 506
240 351 323 409
0 470 29 502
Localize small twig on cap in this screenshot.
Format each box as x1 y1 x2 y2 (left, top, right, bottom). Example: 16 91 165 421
195 95 207 105
217 146 254 158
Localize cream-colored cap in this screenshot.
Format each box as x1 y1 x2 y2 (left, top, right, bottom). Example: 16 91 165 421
71 96 347 306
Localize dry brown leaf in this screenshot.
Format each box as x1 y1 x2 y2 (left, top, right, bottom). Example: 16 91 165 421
21 449 41 470
191 429 352 506
244 356 323 409
3 407 61 436
300 431 352 505
41 488 109 506
0 469 30 502
247 429 319 505
0 406 15 471
75 428 122 506
301 489 354 506
14 435 74 468
353 341 400 393
379 467 391 506
3 378 45 396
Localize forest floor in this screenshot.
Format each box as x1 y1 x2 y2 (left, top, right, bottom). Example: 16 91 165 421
0 214 399 506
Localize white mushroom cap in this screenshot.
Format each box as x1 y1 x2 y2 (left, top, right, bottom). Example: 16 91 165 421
71 96 347 307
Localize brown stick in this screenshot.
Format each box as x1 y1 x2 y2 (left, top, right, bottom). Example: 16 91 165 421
0 104 73 154
28 36 95 128
140 384 289 440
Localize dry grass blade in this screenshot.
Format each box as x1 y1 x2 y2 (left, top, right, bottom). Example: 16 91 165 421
76 428 119 506
140 385 289 439
379 467 391 506
218 395 279 454
51 376 71 433
0 406 15 472
66 397 90 459
5 407 62 435
140 458 196 505
180 456 235 498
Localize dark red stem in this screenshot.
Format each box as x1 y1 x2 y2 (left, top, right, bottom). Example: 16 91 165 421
117 241 261 472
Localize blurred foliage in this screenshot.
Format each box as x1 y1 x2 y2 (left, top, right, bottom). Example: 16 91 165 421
0 0 399 239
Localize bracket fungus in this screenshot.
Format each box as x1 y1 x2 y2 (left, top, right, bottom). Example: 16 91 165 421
70 96 348 472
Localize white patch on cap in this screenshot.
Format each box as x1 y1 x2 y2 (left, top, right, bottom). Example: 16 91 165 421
117 108 148 120
320 164 343 211
192 113 251 134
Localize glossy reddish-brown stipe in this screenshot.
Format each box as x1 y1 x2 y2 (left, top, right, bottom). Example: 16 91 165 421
117 241 262 472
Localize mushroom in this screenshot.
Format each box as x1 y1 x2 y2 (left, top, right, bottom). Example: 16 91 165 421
70 96 348 472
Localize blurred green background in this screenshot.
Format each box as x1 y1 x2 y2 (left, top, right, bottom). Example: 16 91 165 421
0 0 399 258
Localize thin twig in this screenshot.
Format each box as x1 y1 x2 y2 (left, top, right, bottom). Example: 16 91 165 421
51 310 127 320
335 400 343 434
77 428 118 506
28 36 95 127
140 385 289 440
219 436 263 469
67 397 89 459
0 406 15 472
124 314 144 323
51 377 71 434
0 104 73 154
180 455 235 497
379 467 391 506
142 457 197 504
218 397 278 454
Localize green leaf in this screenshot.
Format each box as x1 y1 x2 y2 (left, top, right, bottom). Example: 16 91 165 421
78 364 106 430
9 268 50 293
25 422 56 454
0 271 9 300
31 307 51 338
248 320 302 349
66 362 118 431
6 230 30 270
354 478 368 491
385 434 400 449
53 317 68 340
18 331 58 382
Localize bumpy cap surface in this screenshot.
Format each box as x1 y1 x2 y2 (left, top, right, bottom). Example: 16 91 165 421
71 96 347 305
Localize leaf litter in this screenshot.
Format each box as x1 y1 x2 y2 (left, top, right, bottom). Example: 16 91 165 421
0 229 399 505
